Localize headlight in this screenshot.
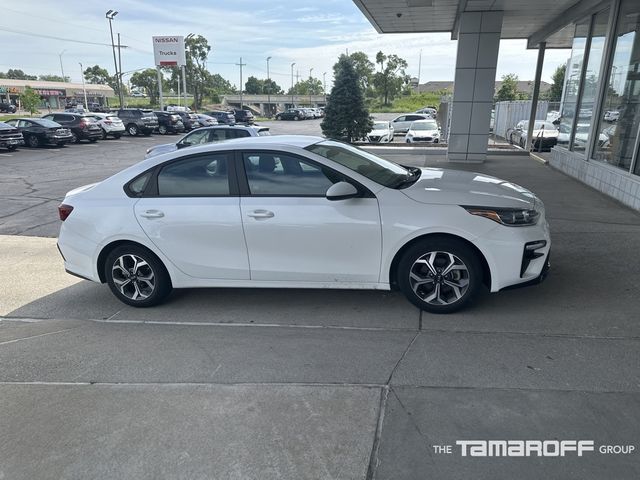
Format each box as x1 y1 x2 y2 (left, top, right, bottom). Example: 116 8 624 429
462 206 540 226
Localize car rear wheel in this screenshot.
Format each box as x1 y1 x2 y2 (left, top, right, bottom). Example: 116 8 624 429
158 125 167 135
101 128 108 140
71 132 80 144
89 138 98 143
397 238 483 314
127 124 139 136
105 245 172 307
113 133 122 139
7 145 17 151
27 135 40 148
294 116 299 121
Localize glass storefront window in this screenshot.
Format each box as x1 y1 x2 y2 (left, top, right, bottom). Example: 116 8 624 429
558 20 590 148
592 0 640 173
572 9 610 152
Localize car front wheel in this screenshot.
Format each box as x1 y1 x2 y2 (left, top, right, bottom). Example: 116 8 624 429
397 238 483 313
105 245 172 307
127 124 138 136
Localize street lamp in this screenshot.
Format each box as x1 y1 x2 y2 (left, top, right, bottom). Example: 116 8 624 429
290 62 295 107
309 68 313 106
184 33 194 108
59 50 67 82
323 72 327 103
79 62 88 110
105 10 123 107
266 56 272 117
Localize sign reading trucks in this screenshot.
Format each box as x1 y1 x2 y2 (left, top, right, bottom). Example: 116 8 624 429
152 36 186 67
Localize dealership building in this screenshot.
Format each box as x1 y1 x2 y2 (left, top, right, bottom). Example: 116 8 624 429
354 0 640 211
0 79 114 109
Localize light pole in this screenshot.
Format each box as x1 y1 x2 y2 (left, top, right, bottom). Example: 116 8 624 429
290 62 295 107
184 33 194 108
59 50 67 82
105 10 123 107
79 62 88 110
309 68 313 106
323 72 327 103
266 56 272 117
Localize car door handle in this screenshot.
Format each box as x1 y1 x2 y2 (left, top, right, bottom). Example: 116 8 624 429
247 210 274 219
139 210 165 219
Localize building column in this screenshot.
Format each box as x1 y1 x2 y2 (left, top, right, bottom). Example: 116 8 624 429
448 11 503 162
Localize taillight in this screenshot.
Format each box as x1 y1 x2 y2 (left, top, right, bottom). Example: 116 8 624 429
58 204 74 221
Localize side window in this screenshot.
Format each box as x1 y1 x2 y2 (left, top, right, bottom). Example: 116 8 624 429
243 152 339 196
157 154 230 196
17 120 30 128
395 116 406 122
228 129 250 139
181 129 211 146
211 129 229 142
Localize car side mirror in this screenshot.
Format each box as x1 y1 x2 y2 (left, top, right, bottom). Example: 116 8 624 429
326 181 359 201
177 141 191 148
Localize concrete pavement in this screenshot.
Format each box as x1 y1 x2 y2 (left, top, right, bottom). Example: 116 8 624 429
1 142 640 478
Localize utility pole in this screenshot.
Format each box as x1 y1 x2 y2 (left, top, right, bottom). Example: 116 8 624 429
417 49 422 85
59 50 67 82
290 62 295 107
156 67 164 110
117 33 124 106
296 70 300 85
184 33 193 109
323 72 327 102
309 67 313 106
177 68 180 106
236 57 246 110
266 56 272 117
79 62 88 110
105 10 121 106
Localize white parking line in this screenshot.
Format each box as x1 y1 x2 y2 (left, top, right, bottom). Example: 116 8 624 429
0 153 13 157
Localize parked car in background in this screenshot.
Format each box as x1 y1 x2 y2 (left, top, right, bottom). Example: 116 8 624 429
87 102 109 113
391 114 432 133
366 121 394 143
0 121 24 150
276 109 305 121
604 110 620 122
130 91 146 97
601 124 616 148
89 113 125 139
4 118 73 147
145 125 271 158
415 107 437 117
194 114 218 127
507 120 558 150
116 109 159 136
405 119 441 143
153 111 185 135
41 112 102 143
202 110 236 125
0 102 17 113
58 136 550 313
172 111 200 131
546 110 561 124
165 105 192 113
233 109 255 125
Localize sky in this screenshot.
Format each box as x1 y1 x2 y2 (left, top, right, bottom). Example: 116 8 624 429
0 0 571 90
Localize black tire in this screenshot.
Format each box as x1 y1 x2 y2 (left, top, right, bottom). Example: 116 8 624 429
104 244 172 308
158 125 167 135
89 138 98 143
7 145 17 151
397 238 483 314
101 128 108 140
127 124 139 136
56 142 65 147
113 133 122 139
71 132 80 144
27 134 40 148
293 116 299 121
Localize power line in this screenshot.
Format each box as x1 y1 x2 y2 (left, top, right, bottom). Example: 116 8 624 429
0 25 126 48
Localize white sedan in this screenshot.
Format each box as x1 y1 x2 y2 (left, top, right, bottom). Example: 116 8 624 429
405 119 441 143
366 121 394 143
89 113 126 140
57 136 550 313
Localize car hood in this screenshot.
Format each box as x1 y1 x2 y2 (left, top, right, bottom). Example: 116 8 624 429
368 129 391 136
400 168 538 209
146 143 178 158
408 129 439 136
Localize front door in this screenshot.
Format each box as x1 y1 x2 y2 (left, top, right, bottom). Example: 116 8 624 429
135 152 250 280
238 151 382 283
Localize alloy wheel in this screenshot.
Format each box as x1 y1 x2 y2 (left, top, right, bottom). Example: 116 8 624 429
409 251 470 305
111 254 155 301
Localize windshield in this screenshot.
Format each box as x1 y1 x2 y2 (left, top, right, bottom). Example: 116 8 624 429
372 123 388 130
412 121 437 131
306 140 414 188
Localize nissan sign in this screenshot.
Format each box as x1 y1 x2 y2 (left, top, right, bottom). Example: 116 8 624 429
152 36 186 67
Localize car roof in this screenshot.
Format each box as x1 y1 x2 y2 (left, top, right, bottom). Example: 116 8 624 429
190 135 322 152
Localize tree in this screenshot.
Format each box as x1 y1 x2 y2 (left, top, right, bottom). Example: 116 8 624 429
347 51 375 92
39 74 69 82
372 52 409 105
83 64 121 98
131 69 161 105
495 73 528 101
0 69 37 80
185 34 212 109
244 76 263 94
20 86 41 115
546 64 566 102
287 77 323 95
321 56 373 143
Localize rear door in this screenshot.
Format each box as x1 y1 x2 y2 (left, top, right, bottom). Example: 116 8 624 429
135 151 249 279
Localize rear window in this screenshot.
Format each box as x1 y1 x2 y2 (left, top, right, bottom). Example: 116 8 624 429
35 119 61 128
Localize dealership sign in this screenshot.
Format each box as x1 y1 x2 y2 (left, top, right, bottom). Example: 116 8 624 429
152 36 186 67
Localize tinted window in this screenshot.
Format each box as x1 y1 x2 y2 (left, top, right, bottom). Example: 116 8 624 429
36 119 61 128
394 116 406 122
129 172 152 195
158 154 230 196
181 129 211 146
243 152 338 196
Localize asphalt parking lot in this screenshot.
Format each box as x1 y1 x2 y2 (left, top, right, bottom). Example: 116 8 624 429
1 126 639 479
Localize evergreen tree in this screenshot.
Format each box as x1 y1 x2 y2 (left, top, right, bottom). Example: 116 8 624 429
321 56 372 143
546 64 566 102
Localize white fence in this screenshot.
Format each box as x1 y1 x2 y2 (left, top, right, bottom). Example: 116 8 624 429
494 101 549 140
